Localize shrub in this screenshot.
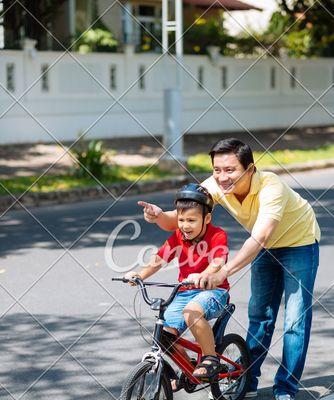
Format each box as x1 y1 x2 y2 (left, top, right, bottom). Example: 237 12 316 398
72 139 108 179
184 16 231 55
75 28 118 53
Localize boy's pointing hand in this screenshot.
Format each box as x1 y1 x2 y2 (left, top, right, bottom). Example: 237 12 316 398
138 201 162 223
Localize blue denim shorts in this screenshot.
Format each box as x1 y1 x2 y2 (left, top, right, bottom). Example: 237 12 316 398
163 289 229 333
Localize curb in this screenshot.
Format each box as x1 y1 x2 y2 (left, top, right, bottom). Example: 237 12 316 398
1 159 334 213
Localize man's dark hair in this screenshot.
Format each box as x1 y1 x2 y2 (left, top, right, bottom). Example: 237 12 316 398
176 200 211 216
209 138 255 171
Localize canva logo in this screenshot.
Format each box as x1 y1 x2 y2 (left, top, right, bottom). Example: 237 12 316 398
159 242 228 267
105 220 229 273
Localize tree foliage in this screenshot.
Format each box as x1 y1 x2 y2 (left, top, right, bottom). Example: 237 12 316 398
277 0 334 57
3 0 67 49
233 0 334 58
183 1 334 58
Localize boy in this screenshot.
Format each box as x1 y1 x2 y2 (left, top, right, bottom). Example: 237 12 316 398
125 183 229 380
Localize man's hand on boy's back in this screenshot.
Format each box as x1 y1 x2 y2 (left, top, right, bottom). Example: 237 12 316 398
138 201 162 223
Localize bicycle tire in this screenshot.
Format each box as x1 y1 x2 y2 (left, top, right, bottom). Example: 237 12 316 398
120 360 173 400
211 333 251 400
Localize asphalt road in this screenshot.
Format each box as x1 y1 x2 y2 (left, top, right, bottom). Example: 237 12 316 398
0 168 333 400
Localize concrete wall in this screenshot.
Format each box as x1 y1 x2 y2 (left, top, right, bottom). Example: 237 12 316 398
0 49 333 144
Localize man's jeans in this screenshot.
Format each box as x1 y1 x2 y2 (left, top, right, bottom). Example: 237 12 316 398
246 241 319 396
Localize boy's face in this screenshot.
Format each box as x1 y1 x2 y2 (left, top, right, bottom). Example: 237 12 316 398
177 207 211 241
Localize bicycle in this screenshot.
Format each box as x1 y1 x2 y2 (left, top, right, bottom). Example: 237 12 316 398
113 277 251 400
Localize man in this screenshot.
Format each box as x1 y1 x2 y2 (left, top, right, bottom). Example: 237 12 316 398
139 138 320 400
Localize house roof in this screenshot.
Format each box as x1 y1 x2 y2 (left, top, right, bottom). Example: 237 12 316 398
183 0 262 11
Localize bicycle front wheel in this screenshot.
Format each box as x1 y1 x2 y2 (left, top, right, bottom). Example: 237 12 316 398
120 360 173 400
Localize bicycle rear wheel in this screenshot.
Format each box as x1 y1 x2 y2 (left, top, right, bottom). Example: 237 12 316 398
120 360 173 400
210 333 251 400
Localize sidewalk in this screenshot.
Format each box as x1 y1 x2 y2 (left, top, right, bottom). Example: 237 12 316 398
1 127 334 212
1 126 334 179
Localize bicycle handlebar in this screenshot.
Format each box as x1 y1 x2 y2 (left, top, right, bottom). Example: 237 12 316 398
112 277 193 308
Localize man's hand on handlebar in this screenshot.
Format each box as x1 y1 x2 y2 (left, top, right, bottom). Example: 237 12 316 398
183 273 201 288
185 270 226 290
138 201 162 223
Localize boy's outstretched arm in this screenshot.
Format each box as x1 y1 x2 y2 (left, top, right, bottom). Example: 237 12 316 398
138 201 178 231
124 254 164 284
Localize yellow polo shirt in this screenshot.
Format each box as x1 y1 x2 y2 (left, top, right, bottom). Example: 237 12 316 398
202 170 321 249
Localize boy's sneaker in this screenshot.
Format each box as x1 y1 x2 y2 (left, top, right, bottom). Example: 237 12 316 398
245 390 258 398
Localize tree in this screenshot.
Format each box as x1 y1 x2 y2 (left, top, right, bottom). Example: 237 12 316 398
267 0 334 57
3 0 67 49
227 0 334 58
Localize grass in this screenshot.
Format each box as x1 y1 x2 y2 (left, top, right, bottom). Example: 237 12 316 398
188 145 334 173
0 165 172 196
1 145 333 196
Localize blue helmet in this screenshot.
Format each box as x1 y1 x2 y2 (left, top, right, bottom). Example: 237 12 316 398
175 183 213 211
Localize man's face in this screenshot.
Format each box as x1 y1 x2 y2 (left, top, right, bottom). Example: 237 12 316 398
212 153 253 196
177 208 210 241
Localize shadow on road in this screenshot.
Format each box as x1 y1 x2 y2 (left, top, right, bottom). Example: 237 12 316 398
1 187 333 258
2 310 331 400
258 375 334 400
0 311 151 399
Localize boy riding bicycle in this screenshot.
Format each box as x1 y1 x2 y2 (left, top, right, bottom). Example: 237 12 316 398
125 184 229 381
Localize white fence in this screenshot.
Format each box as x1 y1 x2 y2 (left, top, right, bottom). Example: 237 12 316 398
0 49 334 144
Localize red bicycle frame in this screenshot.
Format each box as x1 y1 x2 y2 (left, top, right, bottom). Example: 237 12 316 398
165 334 245 385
